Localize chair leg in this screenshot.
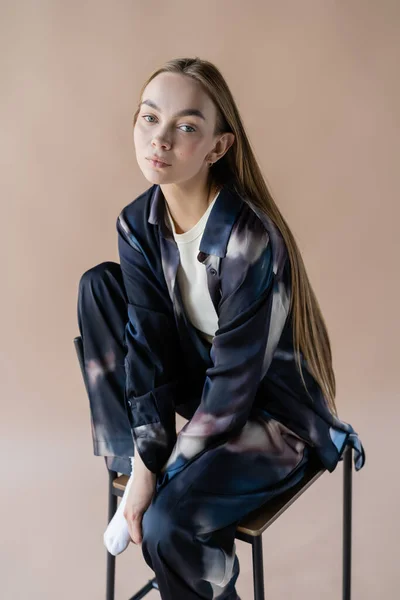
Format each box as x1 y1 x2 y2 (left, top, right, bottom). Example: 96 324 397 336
343 445 352 600
106 468 118 600
252 535 265 600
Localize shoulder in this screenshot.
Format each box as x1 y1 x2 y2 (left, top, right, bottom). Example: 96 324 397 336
116 184 156 252
228 200 270 258
117 184 154 230
225 190 288 281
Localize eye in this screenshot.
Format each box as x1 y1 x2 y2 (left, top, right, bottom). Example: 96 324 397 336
179 125 196 133
141 115 195 133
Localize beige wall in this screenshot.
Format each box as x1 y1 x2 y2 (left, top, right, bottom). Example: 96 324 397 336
2 1 398 598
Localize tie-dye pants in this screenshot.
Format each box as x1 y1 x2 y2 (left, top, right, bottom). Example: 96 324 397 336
77 261 311 600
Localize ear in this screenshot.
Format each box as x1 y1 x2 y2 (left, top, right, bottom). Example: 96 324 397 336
211 132 235 163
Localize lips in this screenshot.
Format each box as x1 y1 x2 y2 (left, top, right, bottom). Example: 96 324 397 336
147 156 170 166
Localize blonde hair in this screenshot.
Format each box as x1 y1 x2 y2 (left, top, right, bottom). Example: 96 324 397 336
132 57 337 416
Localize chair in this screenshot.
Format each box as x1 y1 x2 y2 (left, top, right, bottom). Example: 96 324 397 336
74 335 353 600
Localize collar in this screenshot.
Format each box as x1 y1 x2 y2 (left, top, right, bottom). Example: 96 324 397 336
148 183 244 258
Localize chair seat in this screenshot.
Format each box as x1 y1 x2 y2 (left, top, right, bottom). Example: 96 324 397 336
112 460 325 537
112 474 129 492
236 462 324 536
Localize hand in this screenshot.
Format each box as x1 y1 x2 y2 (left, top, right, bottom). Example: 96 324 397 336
123 468 157 545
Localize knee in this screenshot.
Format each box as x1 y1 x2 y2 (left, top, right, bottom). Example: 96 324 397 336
79 261 120 291
78 262 125 309
77 261 127 329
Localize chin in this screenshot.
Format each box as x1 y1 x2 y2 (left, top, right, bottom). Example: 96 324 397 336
141 166 174 185
142 173 170 185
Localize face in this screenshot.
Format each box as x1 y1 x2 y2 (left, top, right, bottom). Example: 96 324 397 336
133 72 224 185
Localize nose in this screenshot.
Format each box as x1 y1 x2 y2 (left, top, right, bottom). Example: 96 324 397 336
151 133 171 150
152 140 170 151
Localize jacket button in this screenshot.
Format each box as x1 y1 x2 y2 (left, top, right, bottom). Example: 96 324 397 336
210 268 217 276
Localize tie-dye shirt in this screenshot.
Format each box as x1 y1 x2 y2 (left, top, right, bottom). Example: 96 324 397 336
116 182 365 477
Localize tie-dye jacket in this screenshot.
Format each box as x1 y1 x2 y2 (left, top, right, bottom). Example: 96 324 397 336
116 183 365 478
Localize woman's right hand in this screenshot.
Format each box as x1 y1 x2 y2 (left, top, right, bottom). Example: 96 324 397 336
123 469 157 545
123 448 157 545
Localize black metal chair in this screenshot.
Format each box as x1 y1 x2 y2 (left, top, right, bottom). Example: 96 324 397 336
74 335 353 600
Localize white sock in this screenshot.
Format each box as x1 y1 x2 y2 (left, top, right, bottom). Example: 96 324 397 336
103 456 135 556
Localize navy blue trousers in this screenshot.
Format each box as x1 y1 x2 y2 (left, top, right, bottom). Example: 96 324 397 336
77 261 311 600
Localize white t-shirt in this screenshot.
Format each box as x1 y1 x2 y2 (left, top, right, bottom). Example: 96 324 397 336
165 190 220 344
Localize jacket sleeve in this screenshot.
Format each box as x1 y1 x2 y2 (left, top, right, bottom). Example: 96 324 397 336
160 229 290 481
117 210 184 474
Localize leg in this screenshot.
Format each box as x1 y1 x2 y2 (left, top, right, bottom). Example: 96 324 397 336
106 468 118 600
140 412 311 600
252 536 265 600
77 261 134 473
343 445 352 600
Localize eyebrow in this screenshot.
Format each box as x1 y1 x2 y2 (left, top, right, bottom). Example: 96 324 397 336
140 99 206 121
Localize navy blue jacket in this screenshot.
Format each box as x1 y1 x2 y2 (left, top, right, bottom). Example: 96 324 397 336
116 183 365 478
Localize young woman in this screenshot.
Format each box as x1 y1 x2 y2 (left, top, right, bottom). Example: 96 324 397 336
77 57 365 600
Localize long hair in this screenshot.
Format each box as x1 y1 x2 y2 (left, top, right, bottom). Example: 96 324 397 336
132 57 337 416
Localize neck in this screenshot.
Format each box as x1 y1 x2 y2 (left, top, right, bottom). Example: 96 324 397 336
160 176 220 234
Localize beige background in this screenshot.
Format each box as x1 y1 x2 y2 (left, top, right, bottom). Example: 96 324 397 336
2 1 399 598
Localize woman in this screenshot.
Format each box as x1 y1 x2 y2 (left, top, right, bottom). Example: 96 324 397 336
77 57 365 600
